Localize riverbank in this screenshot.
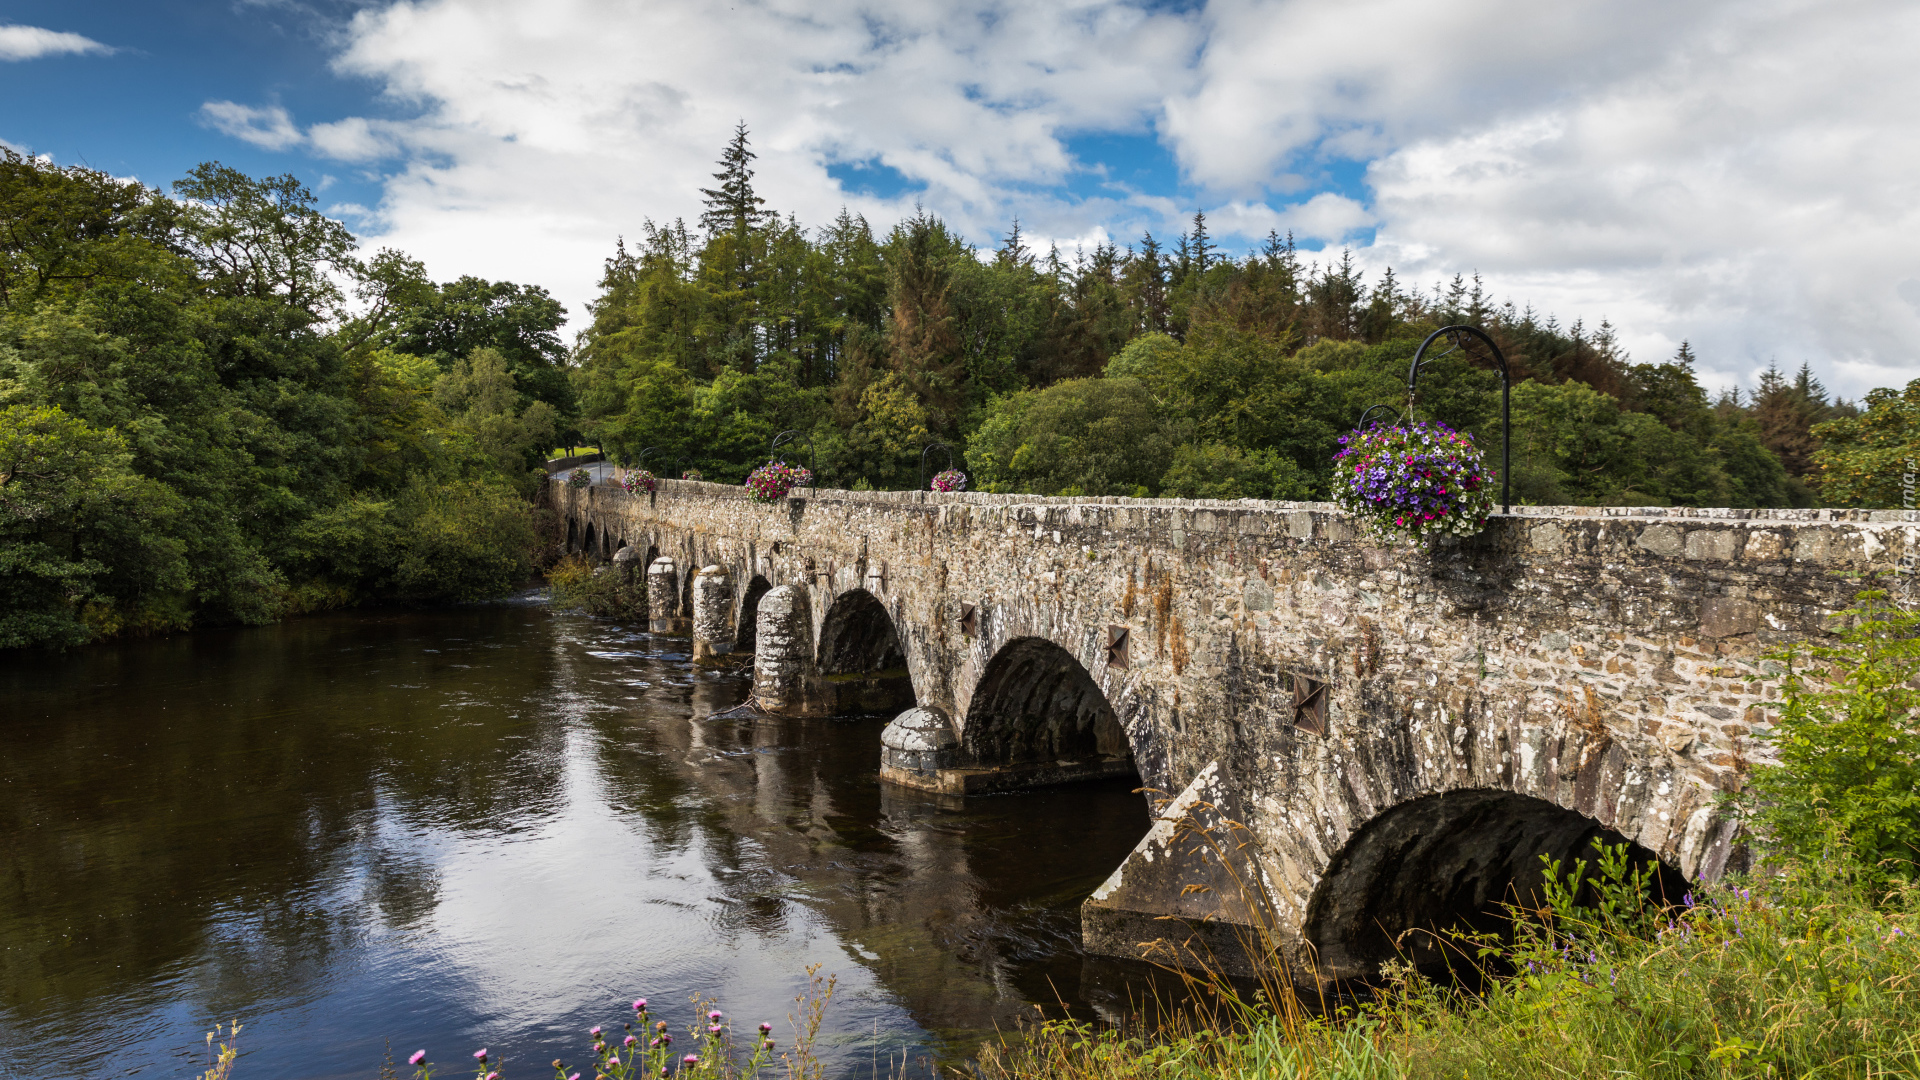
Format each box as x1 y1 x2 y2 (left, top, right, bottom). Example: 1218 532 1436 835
982 859 1919 1080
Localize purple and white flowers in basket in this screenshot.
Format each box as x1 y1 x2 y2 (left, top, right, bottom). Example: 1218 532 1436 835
1331 420 1493 541
567 468 593 489
681 468 703 482
744 460 814 503
619 468 656 495
930 469 967 493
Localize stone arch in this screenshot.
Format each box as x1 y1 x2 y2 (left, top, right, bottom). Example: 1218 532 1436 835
1303 789 1690 982
564 516 577 553
959 636 1134 786
582 520 598 560
735 574 772 652
815 589 914 713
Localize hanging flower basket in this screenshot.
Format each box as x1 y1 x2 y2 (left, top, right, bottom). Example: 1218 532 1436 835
619 468 656 495
744 460 814 503
1331 420 1494 541
681 468 703 482
568 467 593 489
930 469 967 493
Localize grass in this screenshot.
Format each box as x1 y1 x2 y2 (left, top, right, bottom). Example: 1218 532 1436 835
980 853 1920 1080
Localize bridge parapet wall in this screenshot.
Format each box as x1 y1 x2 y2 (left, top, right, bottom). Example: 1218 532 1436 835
556 478 1918 976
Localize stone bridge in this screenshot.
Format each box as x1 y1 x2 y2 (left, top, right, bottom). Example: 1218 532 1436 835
554 478 1916 984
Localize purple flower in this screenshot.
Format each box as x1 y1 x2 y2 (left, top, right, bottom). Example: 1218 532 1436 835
591 1027 602 1037
634 998 648 1010
626 1035 638 1047
474 1049 488 1061
684 1054 700 1065
708 1024 722 1034
707 1010 723 1021
409 1051 427 1066
758 1023 772 1034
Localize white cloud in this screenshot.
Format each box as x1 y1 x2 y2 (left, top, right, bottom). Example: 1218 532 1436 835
1340 0 1920 395
196 0 1920 396
0 24 112 61
199 101 305 150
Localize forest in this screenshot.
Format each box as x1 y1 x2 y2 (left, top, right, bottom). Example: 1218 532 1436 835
4 130 1914 648
574 127 1877 511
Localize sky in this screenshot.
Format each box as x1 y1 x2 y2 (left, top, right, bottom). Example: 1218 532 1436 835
3 0 1918 398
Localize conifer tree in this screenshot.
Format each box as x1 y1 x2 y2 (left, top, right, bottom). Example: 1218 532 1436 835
699 121 769 240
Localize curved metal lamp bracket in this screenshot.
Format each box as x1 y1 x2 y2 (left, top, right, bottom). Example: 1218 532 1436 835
1350 324 1513 514
918 441 955 491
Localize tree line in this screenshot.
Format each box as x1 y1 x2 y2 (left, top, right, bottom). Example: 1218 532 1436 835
6 128 1914 648
574 126 1874 511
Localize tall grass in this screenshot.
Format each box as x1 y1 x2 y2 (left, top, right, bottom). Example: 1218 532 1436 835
983 850 1920 1080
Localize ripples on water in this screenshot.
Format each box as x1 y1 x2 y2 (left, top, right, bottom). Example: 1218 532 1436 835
0 596 1157 1079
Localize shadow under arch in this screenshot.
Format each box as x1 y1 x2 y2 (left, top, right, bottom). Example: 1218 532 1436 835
582 521 598 561
1303 789 1690 983
960 637 1135 787
815 589 914 713
735 575 772 653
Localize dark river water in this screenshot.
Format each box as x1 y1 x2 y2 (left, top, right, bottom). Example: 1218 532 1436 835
0 596 1158 1079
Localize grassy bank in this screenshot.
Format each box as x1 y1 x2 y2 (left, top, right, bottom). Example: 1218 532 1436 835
983 856 1919 1080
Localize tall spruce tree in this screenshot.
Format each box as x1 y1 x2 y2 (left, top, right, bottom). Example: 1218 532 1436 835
699 121 769 241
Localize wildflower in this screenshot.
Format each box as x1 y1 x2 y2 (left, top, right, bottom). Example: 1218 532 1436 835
763 1040 775 1051
410 1051 427 1066
708 1025 722 1035
758 1023 772 1034
488 1074 499 1080
591 1027 602 1037
474 1049 488 1061
707 1010 723 1021
626 1035 638 1047
684 1055 700 1065
634 999 648 1010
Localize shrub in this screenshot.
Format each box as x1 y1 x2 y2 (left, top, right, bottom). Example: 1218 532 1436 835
1745 589 1920 892
389 479 539 602
546 554 646 618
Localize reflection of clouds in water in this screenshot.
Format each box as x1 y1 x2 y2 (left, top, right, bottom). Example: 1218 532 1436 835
399 717 899 1059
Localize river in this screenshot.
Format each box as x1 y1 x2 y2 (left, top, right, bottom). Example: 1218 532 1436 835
0 595 1158 1079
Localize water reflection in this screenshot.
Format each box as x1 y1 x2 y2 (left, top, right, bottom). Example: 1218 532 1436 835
0 598 1152 1079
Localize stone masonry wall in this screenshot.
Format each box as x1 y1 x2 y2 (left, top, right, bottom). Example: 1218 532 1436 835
555 478 1920 974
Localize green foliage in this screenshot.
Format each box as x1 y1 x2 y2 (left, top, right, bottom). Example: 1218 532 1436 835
1812 378 1920 508
0 149 556 647
984 860 1920 1080
1746 590 1920 891
547 553 647 618
1160 443 1312 501
569 131 1813 512
966 377 1177 496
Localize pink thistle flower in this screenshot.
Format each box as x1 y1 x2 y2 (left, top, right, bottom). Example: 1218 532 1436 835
591 1027 602 1037
474 1049 489 1061
708 1024 722 1035
707 1010 723 1021
409 1051 427 1066
626 1035 638 1047
758 1023 772 1034
634 998 648 1010
684 1054 700 1065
